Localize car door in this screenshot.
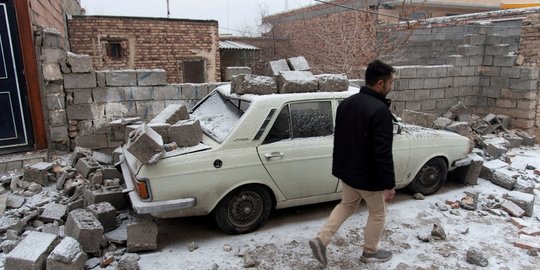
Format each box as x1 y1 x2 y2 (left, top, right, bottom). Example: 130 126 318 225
392 127 410 187
257 100 338 200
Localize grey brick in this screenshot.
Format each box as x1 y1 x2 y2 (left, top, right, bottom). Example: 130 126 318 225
423 78 439 89
481 87 501 98
469 56 484 66
268 59 290 76
127 216 158 252
41 48 66 64
46 93 65 110
409 78 424 89
501 67 521 78
519 67 539 80
65 209 103 253
50 126 69 143
510 79 537 90
405 101 422 111
416 67 433 78
4 231 58 270
93 87 125 103
421 99 436 110
436 98 459 110
126 124 165 165
84 189 128 210
149 104 189 124
125 86 154 100
485 44 509 56
45 237 87 270
66 104 105 120
87 202 117 232
461 67 475 76
447 67 462 76
432 66 447 77
445 87 459 98
431 89 445 99
453 77 467 87
493 55 517 67
449 55 469 66
169 119 203 147
64 72 97 89
45 82 63 94
490 77 510 88
72 89 93 104
66 53 93 73
460 96 478 106
106 70 137 86
154 85 181 100
39 202 67 222
394 79 409 90
398 67 417 78
49 110 67 126
136 101 166 119
96 71 106 87
438 77 453 88
463 34 485 45
181 84 200 99
466 76 480 86
225 67 252 81
485 34 502 45
137 69 167 86
458 86 475 96
105 101 135 117
483 55 493 66
481 66 501 77
75 134 108 149
480 77 490 86
43 63 63 81
457 45 482 56
414 90 430 100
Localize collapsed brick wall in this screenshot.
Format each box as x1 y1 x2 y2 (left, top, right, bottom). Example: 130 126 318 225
67 16 220 83
28 0 81 38
518 14 540 129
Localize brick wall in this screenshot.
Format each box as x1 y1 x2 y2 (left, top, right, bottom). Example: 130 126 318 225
68 16 220 83
29 0 81 38
519 14 540 129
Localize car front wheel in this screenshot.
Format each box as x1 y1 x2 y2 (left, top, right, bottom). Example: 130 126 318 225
214 185 272 234
407 157 447 195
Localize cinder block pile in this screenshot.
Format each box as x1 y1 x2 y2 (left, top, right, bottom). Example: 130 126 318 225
231 56 350 95
0 146 153 270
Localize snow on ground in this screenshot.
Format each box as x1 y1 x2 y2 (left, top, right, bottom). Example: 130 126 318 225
138 146 540 270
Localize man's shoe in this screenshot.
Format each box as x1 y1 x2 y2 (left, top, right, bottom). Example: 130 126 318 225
309 238 327 265
360 249 392 263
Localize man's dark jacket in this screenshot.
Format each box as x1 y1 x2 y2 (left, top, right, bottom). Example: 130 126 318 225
332 86 396 191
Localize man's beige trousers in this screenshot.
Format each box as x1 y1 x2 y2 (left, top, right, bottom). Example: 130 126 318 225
317 181 387 253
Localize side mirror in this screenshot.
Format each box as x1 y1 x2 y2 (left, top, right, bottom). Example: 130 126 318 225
393 122 402 135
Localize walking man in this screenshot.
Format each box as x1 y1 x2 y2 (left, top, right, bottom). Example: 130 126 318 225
309 59 396 265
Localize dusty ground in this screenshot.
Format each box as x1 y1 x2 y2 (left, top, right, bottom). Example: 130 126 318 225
137 146 540 270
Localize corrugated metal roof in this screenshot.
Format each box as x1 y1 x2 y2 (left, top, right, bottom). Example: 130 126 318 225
219 40 259 50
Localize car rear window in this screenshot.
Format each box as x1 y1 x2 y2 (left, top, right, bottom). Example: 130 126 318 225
191 91 249 143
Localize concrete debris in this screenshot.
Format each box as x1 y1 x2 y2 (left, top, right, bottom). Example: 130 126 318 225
149 104 189 125
401 109 437 128
315 74 349 92
92 151 113 165
514 234 540 251
126 124 165 165
169 119 203 147
87 202 117 232
443 101 467 120
117 253 141 270
104 219 128 245
127 215 158 252
65 209 104 253
84 188 127 210
479 159 509 180
433 117 453 129
147 123 171 143
231 74 277 95
4 231 58 270
225 66 252 81
490 169 518 190
75 157 101 179
445 122 472 137
430 224 447 240
515 130 536 146
287 56 310 71
277 71 318 93
501 200 525 217
486 143 508 158
40 202 67 222
188 241 199 252
70 146 93 167
6 194 25 209
268 59 290 76
452 153 484 185
466 247 489 267
46 236 87 270
504 191 535 217
23 162 54 186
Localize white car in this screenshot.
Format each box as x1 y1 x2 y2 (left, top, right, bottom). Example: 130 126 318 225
120 85 472 234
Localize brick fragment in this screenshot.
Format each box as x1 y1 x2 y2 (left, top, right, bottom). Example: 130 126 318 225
514 234 540 250
505 191 535 217
520 227 540 236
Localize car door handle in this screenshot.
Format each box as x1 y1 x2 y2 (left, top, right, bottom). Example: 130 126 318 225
264 152 283 159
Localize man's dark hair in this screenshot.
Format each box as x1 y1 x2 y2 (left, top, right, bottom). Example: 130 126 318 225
365 60 395 86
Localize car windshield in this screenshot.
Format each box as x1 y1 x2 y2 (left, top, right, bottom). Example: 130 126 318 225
190 91 250 143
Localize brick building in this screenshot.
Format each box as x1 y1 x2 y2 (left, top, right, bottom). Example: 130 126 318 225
68 16 220 83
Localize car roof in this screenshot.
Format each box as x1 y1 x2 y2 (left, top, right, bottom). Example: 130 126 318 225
216 84 360 105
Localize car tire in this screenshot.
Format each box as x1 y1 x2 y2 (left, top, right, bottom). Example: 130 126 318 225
214 185 273 235
406 157 447 195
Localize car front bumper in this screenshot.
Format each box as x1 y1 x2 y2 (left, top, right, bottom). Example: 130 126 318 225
120 155 196 214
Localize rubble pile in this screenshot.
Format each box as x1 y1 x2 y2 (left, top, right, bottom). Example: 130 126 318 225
0 146 157 270
231 56 350 95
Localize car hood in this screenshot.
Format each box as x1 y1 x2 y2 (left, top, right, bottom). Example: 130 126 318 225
401 124 471 148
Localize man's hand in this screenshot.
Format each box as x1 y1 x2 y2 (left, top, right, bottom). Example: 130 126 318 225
384 189 395 202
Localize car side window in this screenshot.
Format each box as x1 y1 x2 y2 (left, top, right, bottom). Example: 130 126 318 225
263 106 291 144
290 101 333 138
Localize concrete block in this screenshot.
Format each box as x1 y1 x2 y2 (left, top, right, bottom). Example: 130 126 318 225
83 188 127 210
106 70 137 86
46 93 65 111
41 28 62 48
40 203 67 222
169 119 203 147
490 169 518 190
457 45 482 56
516 131 536 146
493 55 518 67
6 194 25 208
102 166 123 180
4 231 58 270
519 67 539 80
64 209 103 253
127 124 165 165
480 159 509 180
514 234 540 250
438 77 453 88
63 72 97 89
93 87 125 103
87 202 117 232
268 59 290 76
445 122 472 137
409 78 424 89
506 191 535 217
127 216 158 252
485 34 502 45
46 237 87 270
23 162 53 186
66 104 105 120
397 66 416 78
433 117 452 129
231 74 277 95
67 199 84 213
483 55 493 66
149 104 189 125
126 86 154 100
180 84 199 100
514 178 535 194
452 153 484 185
463 34 485 45
423 78 439 89
510 79 537 90
485 44 509 56
136 69 167 86
75 134 108 150
43 63 63 81
501 67 520 78
503 133 522 148
66 53 92 73
502 200 525 217
490 77 510 88
277 71 319 93
400 109 436 128
486 144 507 159
74 157 101 179
480 66 500 77
316 74 349 92
147 123 171 143
287 56 310 71
225 67 251 81
96 71 106 87
71 89 92 104
41 48 66 64
442 101 467 119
